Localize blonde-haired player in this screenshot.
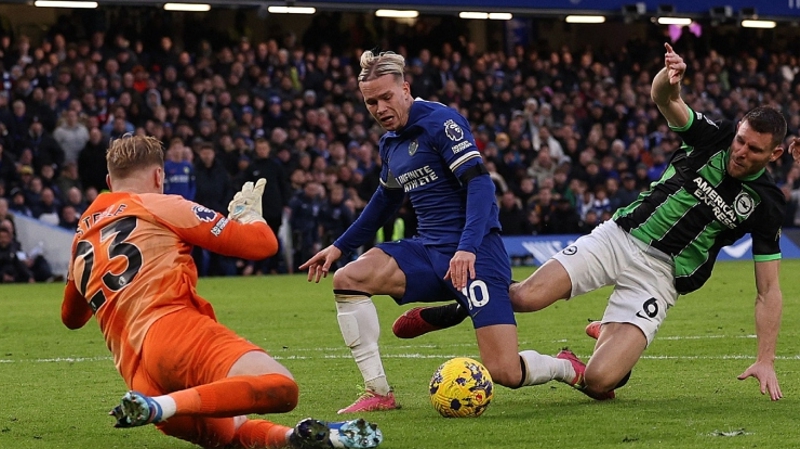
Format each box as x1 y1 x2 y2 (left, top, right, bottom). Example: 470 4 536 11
62 135 382 448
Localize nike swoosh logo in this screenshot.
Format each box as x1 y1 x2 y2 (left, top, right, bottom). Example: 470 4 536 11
722 238 752 258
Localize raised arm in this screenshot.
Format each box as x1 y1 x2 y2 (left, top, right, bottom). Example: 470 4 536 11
737 259 783 400
651 43 690 128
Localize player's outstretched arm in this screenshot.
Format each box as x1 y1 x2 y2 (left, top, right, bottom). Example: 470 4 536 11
651 43 690 128
149 187 277 261
737 260 783 400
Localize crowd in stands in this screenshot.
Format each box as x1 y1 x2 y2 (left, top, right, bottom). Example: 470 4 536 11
1 12 800 280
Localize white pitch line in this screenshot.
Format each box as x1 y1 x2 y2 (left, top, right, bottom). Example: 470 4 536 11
0 334 765 364
0 356 113 363
4 352 800 364
266 334 758 354
659 334 756 340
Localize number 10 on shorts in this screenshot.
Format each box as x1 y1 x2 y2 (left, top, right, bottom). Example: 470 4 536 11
462 280 490 310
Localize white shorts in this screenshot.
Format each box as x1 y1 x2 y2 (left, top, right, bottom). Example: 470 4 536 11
551 220 678 345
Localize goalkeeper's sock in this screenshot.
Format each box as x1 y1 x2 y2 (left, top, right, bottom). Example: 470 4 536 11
518 350 574 386
235 419 293 449
166 374 299 417
334 291 391 396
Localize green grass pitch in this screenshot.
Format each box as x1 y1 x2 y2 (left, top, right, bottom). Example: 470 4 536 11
2 260 800 449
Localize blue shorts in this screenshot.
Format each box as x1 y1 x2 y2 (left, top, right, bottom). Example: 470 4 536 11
377 232 514 328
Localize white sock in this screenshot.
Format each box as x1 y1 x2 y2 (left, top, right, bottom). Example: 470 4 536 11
518 350 576 386
335 295 391 396
152 395 177 420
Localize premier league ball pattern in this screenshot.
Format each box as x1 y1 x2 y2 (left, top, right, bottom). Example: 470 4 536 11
429 357 494 418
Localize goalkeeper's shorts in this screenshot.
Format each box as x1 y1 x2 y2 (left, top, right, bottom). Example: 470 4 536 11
128 307 266 393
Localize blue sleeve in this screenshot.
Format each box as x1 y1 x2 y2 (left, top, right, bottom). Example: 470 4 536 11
333 185 405 254
429 108 493 254
458 174 495 254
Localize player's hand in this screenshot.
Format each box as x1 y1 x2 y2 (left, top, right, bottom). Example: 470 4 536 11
737 361 783 401
228 178 267 224
664 43 686 86
300 245 343 283
444 250 476 291
789 137 800 165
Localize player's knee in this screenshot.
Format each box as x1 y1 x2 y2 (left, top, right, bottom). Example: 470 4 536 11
332 264 364 290
509 280 548 312
254 374 299 414
483 360 522 388
583 367 618 394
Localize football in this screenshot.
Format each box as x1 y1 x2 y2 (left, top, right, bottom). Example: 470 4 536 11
429 357 494 418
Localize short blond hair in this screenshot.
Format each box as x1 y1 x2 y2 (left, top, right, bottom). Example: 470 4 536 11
106 134 164 179
358 50 405 83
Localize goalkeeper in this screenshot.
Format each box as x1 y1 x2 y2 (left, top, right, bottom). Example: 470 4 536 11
61 135 382 449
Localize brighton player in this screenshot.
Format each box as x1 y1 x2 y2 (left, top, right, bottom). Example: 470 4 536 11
300 50 604 415
62 135 382 448
396 43 793 401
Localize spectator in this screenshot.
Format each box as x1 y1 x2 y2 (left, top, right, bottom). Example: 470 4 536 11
8 99 30 152
1 217 56 282
24 115 64 173
34 186 60 226
591 185 612 217
647 148 669 181
634 162 650 190
54 161 81 200
319 183 355 270
289 181 324 271
614 172 641 209
84 185 99 204
528 146 557 187
58 204 79 230
498 190 526 235
63 186 87 215
579 209 600 234
192 142 235 277
38 163 61 198
53 109 89 164
0 141 16 188
194 142 233 215
77 128 109 192
9 187 32 217
605 177 624 211
515 176 537 206
244 138 291 273
522 208 545 235
163 138 195 199
548 197 582 234
531 188 555 229
0 226 33 283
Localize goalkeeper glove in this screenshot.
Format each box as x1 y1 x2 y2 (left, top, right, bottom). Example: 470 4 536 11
228 178 267 224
